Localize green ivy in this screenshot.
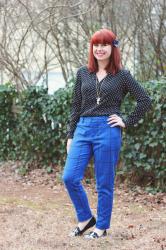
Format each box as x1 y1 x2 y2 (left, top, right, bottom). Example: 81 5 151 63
0 78 165 191
0 83 17 160
118 77 166 192
13 84 72 169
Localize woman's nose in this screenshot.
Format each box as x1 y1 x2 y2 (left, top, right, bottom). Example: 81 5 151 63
97 45 103 49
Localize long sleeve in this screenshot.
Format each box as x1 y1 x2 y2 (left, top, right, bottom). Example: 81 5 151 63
66 69 82 139
122 70 152 128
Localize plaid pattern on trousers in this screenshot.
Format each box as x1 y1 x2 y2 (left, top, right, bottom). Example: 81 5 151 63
62 115 122 230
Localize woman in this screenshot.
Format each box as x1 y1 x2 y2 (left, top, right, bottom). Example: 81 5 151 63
62 28 152 239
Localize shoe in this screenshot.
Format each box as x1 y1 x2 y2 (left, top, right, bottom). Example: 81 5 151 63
84 229 107 239
68 216 96 237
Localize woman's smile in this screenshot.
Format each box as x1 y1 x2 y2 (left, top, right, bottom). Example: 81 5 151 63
96 52 106 55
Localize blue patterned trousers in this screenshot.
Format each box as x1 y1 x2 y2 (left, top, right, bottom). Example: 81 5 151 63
62 115 122 230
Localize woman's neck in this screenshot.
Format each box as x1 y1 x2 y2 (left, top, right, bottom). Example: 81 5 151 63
97 60 109 72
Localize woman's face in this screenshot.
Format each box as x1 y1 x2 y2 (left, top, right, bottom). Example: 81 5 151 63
93 43 112 62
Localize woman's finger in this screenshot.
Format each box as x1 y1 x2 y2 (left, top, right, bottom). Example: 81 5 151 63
107 117 120 124
109 122 120 127
107 115 120 121
107 117 118 121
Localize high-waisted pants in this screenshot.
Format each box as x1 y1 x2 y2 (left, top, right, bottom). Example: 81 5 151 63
62 115 122 230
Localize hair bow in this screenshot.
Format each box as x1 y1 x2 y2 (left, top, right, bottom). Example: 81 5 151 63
112 39 119 47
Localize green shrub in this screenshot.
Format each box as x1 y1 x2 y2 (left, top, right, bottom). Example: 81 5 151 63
118 77 165 192
0 78 165 191
0 83 17 160
13 84 72 168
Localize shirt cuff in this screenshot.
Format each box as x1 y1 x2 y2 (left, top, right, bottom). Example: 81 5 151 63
66 132 74 139
121 117 129 128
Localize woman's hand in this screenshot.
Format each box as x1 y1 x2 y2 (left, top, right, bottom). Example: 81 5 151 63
107 114 126 128
67 138 73 154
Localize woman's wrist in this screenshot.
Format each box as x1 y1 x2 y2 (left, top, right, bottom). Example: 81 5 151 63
121 118 127 128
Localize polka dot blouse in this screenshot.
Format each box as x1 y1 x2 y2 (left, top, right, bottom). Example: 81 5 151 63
66 65 152 139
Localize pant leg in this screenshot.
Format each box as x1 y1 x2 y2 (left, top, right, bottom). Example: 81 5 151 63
62 124 93 222
93 124 122 230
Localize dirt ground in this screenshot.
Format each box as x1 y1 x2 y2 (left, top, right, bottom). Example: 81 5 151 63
0 161 165 250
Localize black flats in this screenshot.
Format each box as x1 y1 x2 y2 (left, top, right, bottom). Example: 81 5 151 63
84 229 107 239
69 216 96 237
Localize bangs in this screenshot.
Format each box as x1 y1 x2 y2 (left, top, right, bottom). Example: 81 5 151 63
91 30 113 45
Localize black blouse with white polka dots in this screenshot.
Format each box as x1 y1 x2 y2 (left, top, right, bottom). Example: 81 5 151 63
66 65 152 139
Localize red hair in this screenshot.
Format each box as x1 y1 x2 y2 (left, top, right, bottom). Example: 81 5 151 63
87 28 122 75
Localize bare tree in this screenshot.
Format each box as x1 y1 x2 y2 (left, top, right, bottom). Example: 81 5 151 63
130 0 166 79
0 0 165 91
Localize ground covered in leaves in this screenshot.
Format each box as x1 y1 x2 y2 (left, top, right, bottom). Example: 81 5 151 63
0 161 165 250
